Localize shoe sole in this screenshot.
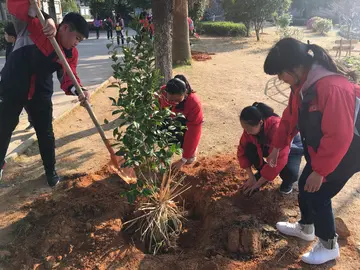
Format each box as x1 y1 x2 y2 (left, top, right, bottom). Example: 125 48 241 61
279 188 293 195
301 253 340 265
276 225 315 241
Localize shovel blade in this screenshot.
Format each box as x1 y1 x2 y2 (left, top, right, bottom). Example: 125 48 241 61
109 154 137 184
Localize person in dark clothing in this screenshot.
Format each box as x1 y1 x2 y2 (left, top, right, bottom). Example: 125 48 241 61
0 0 90 187
2 22 34 131
237 102 303 196
264 38 360 265
93 17 102 39
105 16 113 40
115 15 124 46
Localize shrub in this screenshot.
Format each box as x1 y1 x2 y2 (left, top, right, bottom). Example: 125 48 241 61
276 13 292 29
277 26 304 40
196 21 247 36
306 16 322 30
313 18 332 34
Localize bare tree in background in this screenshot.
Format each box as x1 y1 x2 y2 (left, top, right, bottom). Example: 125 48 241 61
332 0 360 39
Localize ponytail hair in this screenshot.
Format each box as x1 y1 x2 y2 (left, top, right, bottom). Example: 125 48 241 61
240 102 278 126
264 38 357 82
174 74 194 94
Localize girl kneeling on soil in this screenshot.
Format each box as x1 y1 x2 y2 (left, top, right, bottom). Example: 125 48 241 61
159 75 203 170
264 38 360 265
237 102 303 196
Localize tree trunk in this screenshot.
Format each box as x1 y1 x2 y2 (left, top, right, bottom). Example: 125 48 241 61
172 0 191 65
255 29 260 41
245 21 251 37
152 0 173 84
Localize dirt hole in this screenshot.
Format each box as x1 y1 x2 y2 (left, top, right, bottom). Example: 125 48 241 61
1 155 302 269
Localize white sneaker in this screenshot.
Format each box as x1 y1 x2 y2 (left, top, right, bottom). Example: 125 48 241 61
302 241 340 265
276 222 315 241
186 157 196 165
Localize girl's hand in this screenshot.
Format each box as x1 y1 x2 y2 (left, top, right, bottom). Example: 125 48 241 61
243 177 267 196
267 148 280 168
43 18 57 38
304 171 323 193
242 172 257 191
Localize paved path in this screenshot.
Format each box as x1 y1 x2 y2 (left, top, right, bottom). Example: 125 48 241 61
1 29 136 158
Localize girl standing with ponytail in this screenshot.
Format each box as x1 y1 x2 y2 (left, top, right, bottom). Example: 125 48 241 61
238 102 303 196
264 38 360 265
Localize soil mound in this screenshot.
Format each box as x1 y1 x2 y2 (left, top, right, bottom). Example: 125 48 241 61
1 155 312 269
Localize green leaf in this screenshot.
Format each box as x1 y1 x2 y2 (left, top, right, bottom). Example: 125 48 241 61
104 119 109 124
142 188 152 197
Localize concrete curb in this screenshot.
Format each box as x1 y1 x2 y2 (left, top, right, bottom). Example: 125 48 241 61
5 76 115 163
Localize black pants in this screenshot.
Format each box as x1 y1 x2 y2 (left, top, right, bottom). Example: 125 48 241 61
107 29 113 39
116 32 124 45
0 92 55 172
95 28 100 39
299 135 360 241
24 106 32 125
245 143 302 188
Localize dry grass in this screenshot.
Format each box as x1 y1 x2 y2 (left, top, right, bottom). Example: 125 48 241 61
123 169 190 254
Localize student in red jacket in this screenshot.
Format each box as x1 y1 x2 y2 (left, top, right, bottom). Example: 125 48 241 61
264 38 360 265
159 75 203 170
238 102 303 196
0 0 89 187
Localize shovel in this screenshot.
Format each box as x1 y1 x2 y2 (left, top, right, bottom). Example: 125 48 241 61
33 4 136 184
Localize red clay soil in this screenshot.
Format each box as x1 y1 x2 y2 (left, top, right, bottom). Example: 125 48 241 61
0 155 357 269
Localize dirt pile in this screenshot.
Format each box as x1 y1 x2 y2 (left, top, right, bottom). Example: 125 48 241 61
1 155 316 269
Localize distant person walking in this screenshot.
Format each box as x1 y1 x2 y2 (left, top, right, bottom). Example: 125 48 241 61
105 16 113 40
115 15 125 46
93 17 102 39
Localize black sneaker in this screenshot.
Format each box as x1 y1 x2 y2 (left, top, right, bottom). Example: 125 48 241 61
279 185 293 195
46 170 61 187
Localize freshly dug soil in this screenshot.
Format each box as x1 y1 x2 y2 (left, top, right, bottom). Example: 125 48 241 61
0 155 355 269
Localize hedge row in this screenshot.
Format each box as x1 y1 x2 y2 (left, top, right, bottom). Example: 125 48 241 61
196 21 247 37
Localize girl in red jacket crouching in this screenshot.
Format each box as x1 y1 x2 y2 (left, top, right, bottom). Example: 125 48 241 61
238 102 303 196
264 38 360 265
159 75 203 170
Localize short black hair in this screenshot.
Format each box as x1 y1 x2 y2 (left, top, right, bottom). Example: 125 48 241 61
4 22 16 38
61 12 89 39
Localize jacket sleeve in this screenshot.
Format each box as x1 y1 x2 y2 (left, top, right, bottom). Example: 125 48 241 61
272 94 297 149
237 133 252 169
260 120 290 181
57 48 82 95
182 101 203 159
310 85 355 177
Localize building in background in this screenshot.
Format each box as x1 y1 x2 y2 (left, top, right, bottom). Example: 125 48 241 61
76 0 91 18
0 0 63 23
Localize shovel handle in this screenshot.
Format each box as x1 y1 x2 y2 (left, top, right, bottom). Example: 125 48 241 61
33 4 114 154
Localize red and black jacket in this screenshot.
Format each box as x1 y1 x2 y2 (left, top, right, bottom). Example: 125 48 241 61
3 0 82 101
237 116 290 181
273 64 360 178
159 85 203 159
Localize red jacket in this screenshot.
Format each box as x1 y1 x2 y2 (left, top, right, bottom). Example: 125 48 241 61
237 116 290 181
159 86 203 159
273 64 360 177
7 0 82 98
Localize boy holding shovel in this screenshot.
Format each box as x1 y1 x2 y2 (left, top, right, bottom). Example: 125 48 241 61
0 0 90 186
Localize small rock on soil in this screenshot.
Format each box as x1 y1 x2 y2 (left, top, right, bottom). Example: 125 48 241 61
240 228 261 254
335 217 351 239
0 249 11 259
